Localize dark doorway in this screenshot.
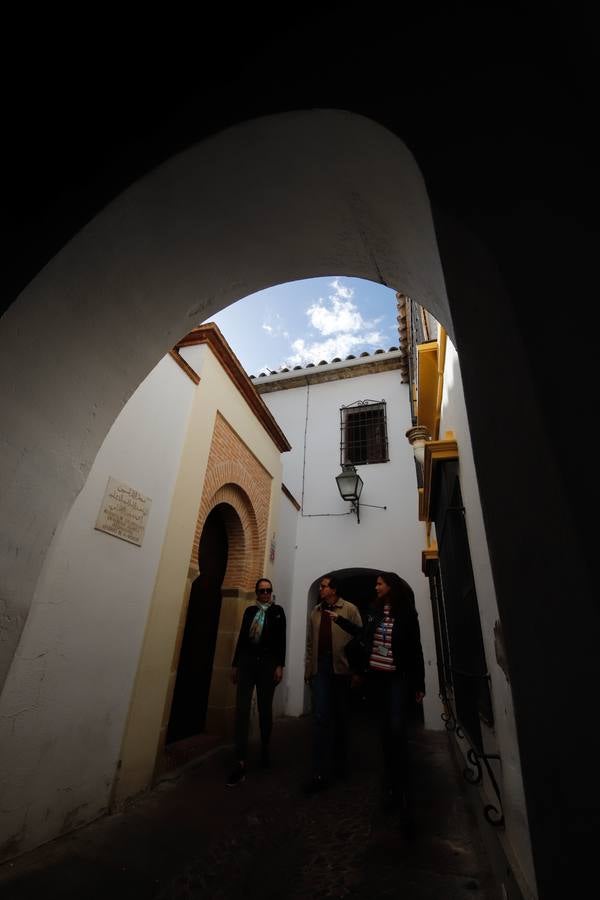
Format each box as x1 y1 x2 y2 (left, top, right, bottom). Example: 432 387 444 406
337 572 377 620
166 505 229 743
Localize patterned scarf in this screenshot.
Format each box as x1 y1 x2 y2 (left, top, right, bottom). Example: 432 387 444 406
248 600 271 643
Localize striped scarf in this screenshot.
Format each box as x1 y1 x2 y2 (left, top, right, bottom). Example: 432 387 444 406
369 603 396 672
248 600 271 643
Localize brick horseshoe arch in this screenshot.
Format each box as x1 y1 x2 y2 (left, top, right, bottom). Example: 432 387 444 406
192 478 262 592
192 412 273 592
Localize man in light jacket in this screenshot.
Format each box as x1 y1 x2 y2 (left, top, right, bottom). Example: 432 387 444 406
303 573 362 792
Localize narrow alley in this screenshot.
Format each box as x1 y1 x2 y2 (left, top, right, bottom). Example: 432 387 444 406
0 710 499 899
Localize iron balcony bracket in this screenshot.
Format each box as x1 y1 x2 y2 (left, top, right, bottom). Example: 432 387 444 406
440 690 505 828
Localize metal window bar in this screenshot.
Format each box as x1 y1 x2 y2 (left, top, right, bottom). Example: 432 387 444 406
428 559 453 694
340 400 389 465
433 462 495 750
429 462 504 828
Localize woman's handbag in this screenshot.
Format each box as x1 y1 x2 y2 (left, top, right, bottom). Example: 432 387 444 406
343 634 369 672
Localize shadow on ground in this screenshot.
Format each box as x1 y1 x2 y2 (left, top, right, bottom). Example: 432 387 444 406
0 709 499 899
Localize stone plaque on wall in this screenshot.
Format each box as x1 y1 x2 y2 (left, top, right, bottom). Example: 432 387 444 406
95 477 152 547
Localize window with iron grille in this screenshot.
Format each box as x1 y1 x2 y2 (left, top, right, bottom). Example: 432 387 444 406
432 460 494 754
340 400 389 465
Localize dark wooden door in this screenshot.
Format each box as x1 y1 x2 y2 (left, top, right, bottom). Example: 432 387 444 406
166 505 229 743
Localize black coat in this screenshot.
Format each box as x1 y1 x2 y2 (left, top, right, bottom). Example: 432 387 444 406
336 603 425 693
232 603 286 668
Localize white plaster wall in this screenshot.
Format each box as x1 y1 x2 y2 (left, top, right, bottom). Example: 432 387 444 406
0 355 195 855
439 336 535 896
262 366 440 730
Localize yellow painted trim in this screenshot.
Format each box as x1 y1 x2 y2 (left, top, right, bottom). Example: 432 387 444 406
425 523 435 548
422 546 439 576
416 341 438 437
419 438 459 521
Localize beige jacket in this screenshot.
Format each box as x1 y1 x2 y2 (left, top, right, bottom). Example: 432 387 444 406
305 597 363 678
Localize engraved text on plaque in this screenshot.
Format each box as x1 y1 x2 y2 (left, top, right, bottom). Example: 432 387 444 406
95 477 152 547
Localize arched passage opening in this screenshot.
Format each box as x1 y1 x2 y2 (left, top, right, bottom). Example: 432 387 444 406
306 567 425 726
0 107 594 895
307 567 380 625
0 109 451 689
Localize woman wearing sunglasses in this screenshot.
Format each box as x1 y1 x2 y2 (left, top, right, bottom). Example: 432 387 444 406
227 577 286 787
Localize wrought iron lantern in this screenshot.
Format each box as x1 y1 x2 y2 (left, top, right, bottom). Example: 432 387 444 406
335 464 364 523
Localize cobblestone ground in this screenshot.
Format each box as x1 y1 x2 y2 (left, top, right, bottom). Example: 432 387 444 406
0 711 499 900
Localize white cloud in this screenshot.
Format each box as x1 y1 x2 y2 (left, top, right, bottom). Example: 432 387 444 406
262 323 273 334
278 278 387 366
306 279 379 336
284 330 384 367
307 299 362 335
330 278 354 300
364 331 384 344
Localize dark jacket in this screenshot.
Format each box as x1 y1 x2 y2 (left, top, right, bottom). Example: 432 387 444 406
336 603 425 693
232 602 286 668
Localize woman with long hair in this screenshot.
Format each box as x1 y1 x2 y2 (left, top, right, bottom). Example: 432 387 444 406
325 571 425 829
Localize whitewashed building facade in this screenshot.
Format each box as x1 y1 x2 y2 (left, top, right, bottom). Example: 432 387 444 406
254 348 440 729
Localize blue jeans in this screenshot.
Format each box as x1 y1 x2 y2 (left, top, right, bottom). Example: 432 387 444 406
310 656 351 779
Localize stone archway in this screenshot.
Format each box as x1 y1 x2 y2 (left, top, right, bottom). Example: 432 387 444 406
0 111 450 688
0 107 594 892
195 481 262 594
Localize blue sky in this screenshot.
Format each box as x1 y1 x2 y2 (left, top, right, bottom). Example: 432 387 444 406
205 276 400 376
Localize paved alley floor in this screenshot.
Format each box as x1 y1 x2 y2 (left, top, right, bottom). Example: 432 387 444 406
0 712 500 899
